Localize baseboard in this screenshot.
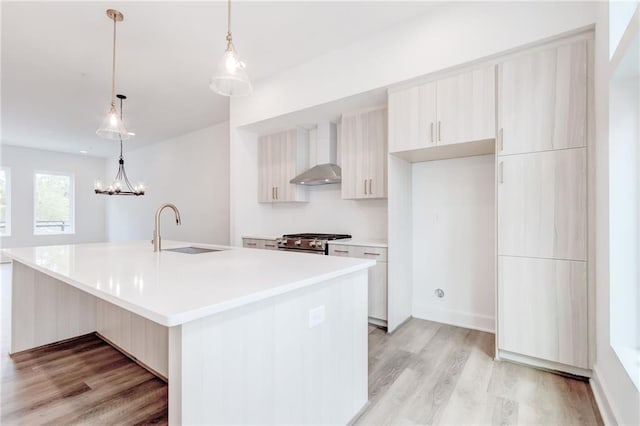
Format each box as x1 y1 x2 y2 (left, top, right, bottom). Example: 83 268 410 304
591 364 619 426
498 349 591 378
413 303 495 333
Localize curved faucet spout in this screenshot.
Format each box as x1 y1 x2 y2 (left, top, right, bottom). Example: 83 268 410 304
153 203 182 252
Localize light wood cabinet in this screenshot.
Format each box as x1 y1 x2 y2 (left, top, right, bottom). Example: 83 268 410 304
258 129 308 203
328 244 388 322
498 40 588 155
498 256 588 368
340 108 388 199
497 148 587 261
496 38 591 374
388 82 437 152
437 66 496 145
388 66 495 153
242 238 278 250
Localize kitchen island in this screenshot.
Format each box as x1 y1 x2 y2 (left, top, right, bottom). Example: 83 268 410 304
3 240 374 425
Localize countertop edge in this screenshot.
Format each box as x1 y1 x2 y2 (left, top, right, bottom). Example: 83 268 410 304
4 250 375 327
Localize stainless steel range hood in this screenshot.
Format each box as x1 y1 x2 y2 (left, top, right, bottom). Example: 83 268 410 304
290 122 341 185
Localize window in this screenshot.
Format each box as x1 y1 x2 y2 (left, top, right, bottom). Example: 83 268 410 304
0 168 10 236
34 172 74 235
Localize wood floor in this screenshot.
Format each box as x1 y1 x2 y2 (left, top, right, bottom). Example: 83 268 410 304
0 263 601 425
357 321 602 425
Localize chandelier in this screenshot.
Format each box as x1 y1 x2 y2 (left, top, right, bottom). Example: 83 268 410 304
95 94 145 196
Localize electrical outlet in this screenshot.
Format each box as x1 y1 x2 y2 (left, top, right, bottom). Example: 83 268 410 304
309 305 325 328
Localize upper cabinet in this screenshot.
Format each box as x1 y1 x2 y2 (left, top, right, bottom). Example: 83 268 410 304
258 129 308 203
497 40 588 156
388 65 495 153
341 108 388 199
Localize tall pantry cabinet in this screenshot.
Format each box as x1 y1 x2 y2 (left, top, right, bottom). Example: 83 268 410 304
496 39 589 371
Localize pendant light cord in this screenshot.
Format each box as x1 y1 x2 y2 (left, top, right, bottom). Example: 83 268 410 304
111 15 117 107
226 0 232 42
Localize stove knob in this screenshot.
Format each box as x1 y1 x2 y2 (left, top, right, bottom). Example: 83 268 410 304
295 239 302 246
309 240 316 248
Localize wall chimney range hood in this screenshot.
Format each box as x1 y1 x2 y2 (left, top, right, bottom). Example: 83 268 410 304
290 122 341 186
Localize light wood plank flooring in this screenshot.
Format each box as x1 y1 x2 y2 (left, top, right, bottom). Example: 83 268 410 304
1 263 601 425
358 321 602 425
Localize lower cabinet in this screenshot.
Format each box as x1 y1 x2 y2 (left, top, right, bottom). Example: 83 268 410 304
498 255 588 369
329 244 388 323
242 238 278 250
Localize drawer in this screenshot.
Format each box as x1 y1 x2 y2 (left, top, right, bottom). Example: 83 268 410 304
262 241 278 250
353 246 387 262
242 238 264 249
328 244 388 262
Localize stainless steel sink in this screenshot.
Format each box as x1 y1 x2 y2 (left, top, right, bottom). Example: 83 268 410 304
164 246 223 254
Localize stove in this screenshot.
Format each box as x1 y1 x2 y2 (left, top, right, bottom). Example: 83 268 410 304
277 233 352 254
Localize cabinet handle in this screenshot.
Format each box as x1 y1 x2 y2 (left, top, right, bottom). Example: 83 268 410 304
369 179 373 195
246 242 257 246
364 179 368 195
275 187 278 200
333 249 349 254
363 252 380 256
265 244 276 248
499 161 504 184
437 121 442 142
499 128 504 151
272 187 275 200
430 122 434 143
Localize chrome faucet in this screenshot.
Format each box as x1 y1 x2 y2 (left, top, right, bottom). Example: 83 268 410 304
152 203 182 252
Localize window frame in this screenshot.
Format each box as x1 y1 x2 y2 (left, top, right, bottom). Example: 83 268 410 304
33 170 75 236
0 167 11 237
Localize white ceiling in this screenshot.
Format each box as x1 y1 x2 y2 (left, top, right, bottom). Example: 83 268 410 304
1 1 440 157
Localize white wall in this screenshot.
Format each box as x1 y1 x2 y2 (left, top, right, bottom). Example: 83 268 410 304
591 2 640 425
411 155 495 333
106 123 229 245
0 145 106 248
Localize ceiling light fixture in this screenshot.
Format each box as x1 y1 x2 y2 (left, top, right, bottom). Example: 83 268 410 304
95 94 145 196
209 0 252 97
96 9 130 140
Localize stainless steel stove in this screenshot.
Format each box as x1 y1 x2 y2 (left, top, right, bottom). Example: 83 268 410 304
277 233 352 255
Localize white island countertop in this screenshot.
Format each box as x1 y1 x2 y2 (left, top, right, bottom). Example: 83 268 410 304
2 240 374 327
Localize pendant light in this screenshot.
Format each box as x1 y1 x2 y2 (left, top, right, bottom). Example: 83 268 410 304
95 94 145 196
96 9 130 140
209 0 252 97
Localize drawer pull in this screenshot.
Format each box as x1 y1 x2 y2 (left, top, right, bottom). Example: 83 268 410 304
333 249 349 254
246 243 257 246
363 252 380 256
265 244 276 248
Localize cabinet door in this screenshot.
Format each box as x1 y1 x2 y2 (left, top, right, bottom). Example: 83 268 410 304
498 40 587 155
258 129 308 203
498 148 587 261
436 66 496 145
498 256 587 368
363 108 388 198
388 83 437 153
257 135 274 203
341 108 388 200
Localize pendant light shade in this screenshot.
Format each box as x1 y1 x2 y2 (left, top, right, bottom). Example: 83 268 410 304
209 0 252 97
97 9 130 140
96 103 130 140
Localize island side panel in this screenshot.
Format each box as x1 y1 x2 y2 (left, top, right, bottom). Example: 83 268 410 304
11 261 97 354
177 270 369 425
95 300 169 378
